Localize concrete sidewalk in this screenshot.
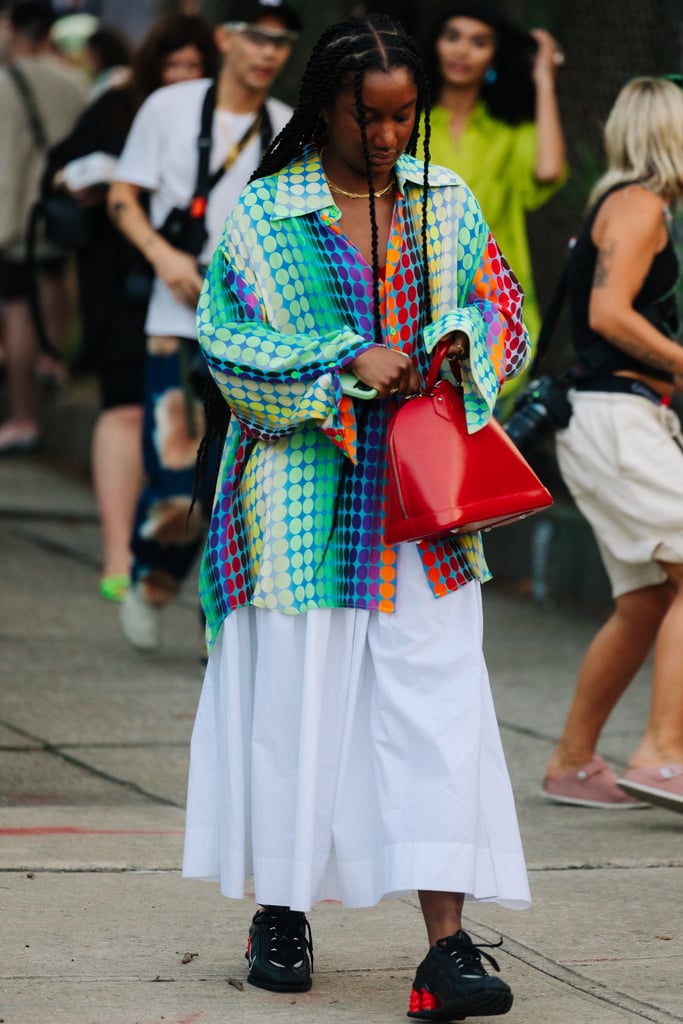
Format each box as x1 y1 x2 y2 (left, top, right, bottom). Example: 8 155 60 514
1 456 682 1024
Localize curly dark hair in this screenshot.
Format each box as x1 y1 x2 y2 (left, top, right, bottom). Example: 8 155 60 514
196 13 435 492
423 1 537 125
130 13 220 103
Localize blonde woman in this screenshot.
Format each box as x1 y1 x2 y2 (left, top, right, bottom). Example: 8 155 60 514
543 78 683 813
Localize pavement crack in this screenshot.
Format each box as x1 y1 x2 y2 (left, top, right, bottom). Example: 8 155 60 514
1 508 99 524
527 859 683 870
10 521 100 570
466 925 683 1023
0 719 182 809
497 718 559 744
59 741 189 751
7 520 200 609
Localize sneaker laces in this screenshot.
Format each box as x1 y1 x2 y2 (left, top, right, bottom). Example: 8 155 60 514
436 931 503 977
259 907 314 972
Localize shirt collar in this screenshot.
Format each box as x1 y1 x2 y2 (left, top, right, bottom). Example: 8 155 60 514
467 100 491 129
271 145 455 220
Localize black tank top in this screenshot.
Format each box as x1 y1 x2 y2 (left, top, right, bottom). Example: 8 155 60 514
568 182 679 383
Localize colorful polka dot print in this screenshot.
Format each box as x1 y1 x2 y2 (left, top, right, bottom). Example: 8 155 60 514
196 146 530 648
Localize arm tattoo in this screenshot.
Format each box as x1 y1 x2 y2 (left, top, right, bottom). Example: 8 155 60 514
607 335 677 373
110 200 127 224
593 241 615 288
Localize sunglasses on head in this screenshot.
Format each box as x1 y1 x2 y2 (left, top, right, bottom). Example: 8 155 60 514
223 21 299 48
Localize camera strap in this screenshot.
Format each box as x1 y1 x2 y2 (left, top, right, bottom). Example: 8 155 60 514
7 65 65 360
188 83 274 228
187 82 219 230
530 258 610 385
528 263 568 377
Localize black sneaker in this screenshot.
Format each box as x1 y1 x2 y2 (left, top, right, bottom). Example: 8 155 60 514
407 929 513 1021
245 906 313 992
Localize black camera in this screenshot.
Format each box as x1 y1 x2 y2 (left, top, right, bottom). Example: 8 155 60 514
504 374 574 456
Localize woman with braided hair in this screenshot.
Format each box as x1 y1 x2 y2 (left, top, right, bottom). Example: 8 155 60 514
183 14 531 1019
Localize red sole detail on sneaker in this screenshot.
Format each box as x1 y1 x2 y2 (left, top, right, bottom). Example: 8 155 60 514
408 987 441 1013
407 991 513 1021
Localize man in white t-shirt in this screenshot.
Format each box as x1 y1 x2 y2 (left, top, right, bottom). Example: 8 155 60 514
107 0 299 652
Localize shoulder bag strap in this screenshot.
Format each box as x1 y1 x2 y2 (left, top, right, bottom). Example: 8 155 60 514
186 87 273 238
193 81 216 203
6 65 61 359
202 93 275 198
6 63 49 151
535 261 613 385
204 104 268 193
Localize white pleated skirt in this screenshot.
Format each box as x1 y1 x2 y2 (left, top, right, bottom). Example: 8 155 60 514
183 543 530 912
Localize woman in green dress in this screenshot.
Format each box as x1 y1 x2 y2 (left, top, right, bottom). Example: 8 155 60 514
424 0 567 419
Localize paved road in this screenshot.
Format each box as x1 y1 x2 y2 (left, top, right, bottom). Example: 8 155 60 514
1 456 681 1024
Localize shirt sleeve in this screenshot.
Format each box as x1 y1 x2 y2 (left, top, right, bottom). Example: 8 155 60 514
114 90 165 191
514 121 568 212
423 185 530 432
196 201 376 459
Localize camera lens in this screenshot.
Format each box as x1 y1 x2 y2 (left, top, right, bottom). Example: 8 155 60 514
505 400 551 453
504 376 570 455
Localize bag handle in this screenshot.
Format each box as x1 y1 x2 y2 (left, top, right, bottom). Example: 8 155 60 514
425 337 459 391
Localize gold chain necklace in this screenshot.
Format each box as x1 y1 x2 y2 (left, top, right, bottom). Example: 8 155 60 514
327 176 395 200
321 148 395 200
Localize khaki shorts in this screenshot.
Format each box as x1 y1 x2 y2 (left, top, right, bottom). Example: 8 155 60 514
556 390 683 597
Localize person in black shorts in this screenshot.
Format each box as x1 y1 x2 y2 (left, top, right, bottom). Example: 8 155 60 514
45 13 219 601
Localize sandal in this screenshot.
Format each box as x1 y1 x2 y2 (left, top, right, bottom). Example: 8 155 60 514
542 755 649 809
618 764 683 813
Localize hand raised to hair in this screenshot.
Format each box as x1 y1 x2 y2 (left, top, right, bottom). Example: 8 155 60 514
530 28 565 82
348 346 421 399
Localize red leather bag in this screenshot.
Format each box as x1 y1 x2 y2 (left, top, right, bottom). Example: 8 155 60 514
384 340 553 545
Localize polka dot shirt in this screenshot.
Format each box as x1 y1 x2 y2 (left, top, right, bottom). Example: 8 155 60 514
196 146 529 649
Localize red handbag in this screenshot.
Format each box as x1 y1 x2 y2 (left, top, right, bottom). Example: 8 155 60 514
384 340 553 545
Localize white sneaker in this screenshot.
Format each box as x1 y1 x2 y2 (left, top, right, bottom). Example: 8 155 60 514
120 584 162 652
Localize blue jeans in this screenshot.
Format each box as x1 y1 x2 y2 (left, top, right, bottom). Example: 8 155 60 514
130 336 215 591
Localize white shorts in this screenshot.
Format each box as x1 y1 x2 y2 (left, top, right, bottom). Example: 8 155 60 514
556 390 683 597
183 543 530 912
